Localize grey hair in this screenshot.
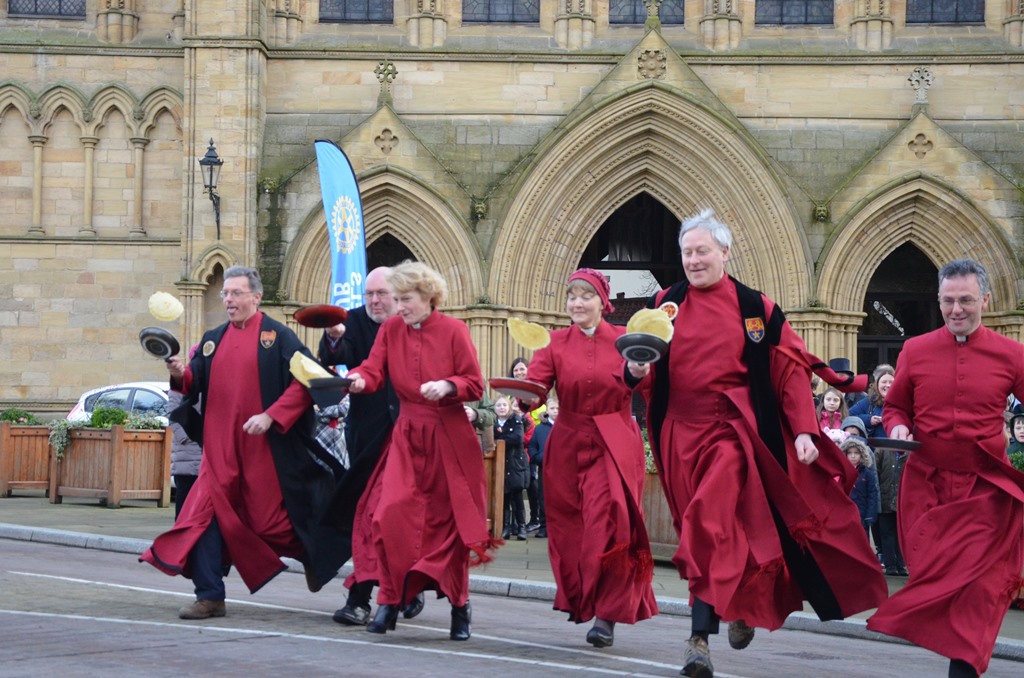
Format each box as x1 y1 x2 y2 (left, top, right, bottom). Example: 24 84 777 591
224 265 263 295
938 258 990 297
678 208 733 252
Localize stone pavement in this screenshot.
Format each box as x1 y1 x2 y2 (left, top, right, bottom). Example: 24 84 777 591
1 492 1023 664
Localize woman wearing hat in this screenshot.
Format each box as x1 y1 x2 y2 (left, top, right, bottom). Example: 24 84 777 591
524 268 657 648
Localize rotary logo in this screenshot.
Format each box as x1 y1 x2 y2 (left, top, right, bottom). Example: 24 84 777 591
331 195 362 254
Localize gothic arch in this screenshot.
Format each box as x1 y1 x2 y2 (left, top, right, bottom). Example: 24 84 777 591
137 86 184 137
489 84 807 311
282 169 484 307
818 173 1020 313
191 243 237 285
36 84 89 136
0 82 34 129
85 84 137 137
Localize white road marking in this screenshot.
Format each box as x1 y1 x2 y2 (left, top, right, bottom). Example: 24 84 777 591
4 571 748 677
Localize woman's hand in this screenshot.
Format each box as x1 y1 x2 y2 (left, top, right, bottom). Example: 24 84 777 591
166 356 185 379
347 372 365 393
627 361 651 379
795 433 819 465
871 415 882 426
420 380 454 401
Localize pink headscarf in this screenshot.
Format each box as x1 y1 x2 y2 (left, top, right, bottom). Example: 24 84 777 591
567 268 615 315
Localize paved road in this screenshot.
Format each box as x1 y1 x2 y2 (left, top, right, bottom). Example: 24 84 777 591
3 541 1022 677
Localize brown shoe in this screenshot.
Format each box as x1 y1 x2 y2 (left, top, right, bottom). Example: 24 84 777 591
178 599 226 620
680 636 713 677
727 619 755 650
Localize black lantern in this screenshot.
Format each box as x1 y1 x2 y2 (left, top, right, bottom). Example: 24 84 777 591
198 138 224 239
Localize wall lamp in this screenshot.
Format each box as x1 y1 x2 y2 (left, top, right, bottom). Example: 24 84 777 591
198 138 224 239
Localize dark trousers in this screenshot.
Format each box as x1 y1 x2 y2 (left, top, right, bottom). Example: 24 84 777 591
172 474 197 518
878 512 905 570
503 490 526 531
190 517 226 601
347 579 374 609
526 463 545 526
691 596 721 636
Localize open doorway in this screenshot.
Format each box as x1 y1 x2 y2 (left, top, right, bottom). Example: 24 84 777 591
857 243 940 374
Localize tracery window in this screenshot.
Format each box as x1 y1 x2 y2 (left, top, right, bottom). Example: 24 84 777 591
755 0 833 25
319 0 394 23
462 0 540 23
609 0 685 25
8 0 85 17
905 0 984 23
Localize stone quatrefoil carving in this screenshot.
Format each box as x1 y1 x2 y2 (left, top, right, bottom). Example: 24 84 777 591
908 133 933 159
375 128 399 155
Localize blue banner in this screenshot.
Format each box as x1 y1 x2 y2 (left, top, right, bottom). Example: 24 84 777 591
314 139 367 310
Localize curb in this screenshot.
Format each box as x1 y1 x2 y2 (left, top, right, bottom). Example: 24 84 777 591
3 523 1023 664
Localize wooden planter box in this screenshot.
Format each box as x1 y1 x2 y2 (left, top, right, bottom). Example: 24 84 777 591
483 439 506 539
48 425 172 508
641 471 679 560
0 422 51 496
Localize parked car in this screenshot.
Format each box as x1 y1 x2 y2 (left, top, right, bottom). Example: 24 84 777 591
67 381 170 424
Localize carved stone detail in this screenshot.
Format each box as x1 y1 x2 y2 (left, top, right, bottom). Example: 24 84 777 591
908 66 934 105
638 50 667 80
908 133 933 159
375 129 399 155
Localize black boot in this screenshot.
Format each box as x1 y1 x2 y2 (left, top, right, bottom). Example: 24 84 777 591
450 601 472 641
333 581 373 626
402 591 425 619
366 604 398 634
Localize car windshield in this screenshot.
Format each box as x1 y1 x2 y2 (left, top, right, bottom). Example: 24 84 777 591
91 389 131 411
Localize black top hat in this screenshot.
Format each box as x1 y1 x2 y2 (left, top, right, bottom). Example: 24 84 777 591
828 357 854 376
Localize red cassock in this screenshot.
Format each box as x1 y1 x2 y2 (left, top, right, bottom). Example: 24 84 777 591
346 311 495 607
141 315 308 593
528 321 658 624
868 326 1024 675
646 277 886 630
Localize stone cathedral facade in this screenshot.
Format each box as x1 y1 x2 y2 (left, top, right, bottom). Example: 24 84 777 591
1 0 1023 413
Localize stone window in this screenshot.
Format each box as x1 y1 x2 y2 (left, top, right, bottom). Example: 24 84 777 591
462 0 540 23
609 0 685 25
319 0 394 23
8 0 85 17
755 0 834 25
905 0 984 23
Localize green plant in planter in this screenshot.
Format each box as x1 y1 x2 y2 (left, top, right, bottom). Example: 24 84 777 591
1010 451 1024 474
48 419 86 462
642 428 658 474
90 406 129 428
0 408 41 425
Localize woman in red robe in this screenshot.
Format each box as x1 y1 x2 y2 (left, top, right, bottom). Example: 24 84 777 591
526 268 657 648
345 261 498 641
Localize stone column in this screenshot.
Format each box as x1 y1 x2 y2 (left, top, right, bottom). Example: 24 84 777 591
699 0 741 52
98 0 140 44
28 135 46 234
175 280 209 354
408 0 448 48
851 0 892 51
270 0 303 46
1006 1 1024 47
182 0 268 271
554 0 595 50
79 136 99 236
130 137 149 237
787 309 866 371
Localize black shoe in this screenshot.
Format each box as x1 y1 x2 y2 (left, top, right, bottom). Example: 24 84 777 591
333 602 371 626
366 604 398 634
884 566 900 576
402 592 425 619
586 620 614 648
525 521 541 532
516 527 528 541
450 601 472 641
896 567 909 577
536 527 547 538
501 528 511 540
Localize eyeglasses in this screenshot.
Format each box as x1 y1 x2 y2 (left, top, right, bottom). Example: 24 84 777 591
219 289 252 300
938 296 979 309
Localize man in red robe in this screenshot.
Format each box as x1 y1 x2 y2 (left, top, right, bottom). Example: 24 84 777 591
867 258 1024 678
642 209 886 678
141 266 347 619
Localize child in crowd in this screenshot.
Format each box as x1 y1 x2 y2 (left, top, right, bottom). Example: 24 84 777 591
842 436 880 538
817 387 849 432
